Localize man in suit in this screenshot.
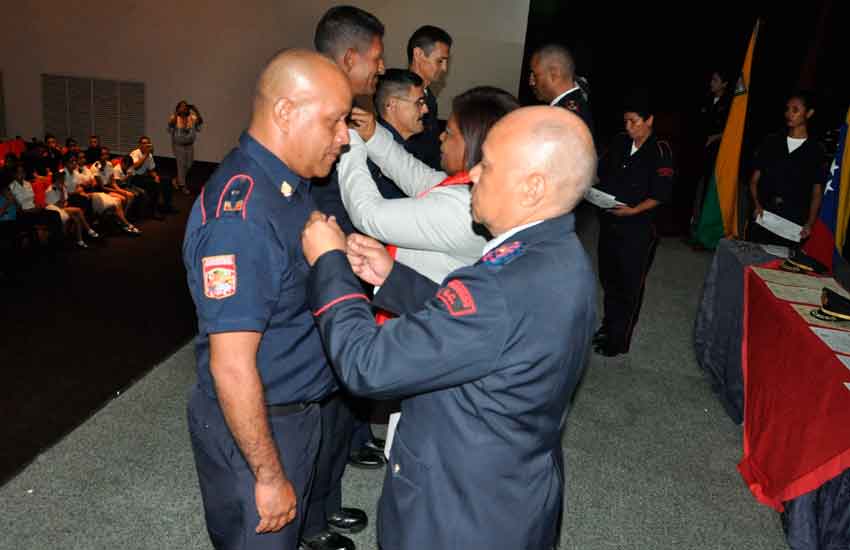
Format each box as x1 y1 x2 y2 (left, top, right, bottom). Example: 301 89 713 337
529 44 594 138
301 105 597 550
406 25 452 170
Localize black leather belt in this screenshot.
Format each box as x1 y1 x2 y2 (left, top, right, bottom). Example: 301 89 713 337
267 402 310 416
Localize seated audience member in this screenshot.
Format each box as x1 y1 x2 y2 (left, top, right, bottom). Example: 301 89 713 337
343 86 520 282
42 134 63 175
63 137 80 157
64 154 137 235
63 152 94 219
85 135 102 165
45 171 99 248
8 164 65 250
92 147 138 215
0 179 17 277
128 136 174 219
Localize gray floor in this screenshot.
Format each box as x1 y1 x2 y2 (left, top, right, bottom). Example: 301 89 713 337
0 212 787 550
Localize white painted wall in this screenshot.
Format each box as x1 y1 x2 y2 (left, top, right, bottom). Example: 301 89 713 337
0 0 529 161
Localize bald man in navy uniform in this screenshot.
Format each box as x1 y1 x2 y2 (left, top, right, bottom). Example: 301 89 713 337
182 50 352 550
301 106 597 550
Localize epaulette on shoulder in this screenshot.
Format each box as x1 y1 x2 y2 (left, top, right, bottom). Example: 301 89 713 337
201 173 256 224
656 139 673 159
481 240 526 270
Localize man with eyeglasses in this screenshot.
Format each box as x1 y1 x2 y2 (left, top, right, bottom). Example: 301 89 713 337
364 69 429 200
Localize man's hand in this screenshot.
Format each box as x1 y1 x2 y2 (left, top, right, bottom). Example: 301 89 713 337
255 475 297 534
349 107 377 141
302 211 347 266
609 205 636 217
346 233 394 286
753 204 764 221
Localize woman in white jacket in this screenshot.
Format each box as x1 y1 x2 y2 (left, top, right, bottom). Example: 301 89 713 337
342 86 520 283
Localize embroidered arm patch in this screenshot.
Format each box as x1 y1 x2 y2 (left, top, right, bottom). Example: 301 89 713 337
436 279 477 317
203 255 237 299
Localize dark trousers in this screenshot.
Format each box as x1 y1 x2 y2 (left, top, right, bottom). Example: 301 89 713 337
67 194 93 221
17 209 64 250
598 218 659 353
303 393 355 538
130 174 172 215
188 386 322 550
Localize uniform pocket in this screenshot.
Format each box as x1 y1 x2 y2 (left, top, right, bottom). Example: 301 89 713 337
379 433 429 549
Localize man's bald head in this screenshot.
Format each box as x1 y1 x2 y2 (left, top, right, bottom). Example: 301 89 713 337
248 48 353 179
469 106 596 235
252 49 349 121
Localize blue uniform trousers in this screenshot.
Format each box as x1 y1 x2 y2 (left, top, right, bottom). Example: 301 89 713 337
187 386 321 550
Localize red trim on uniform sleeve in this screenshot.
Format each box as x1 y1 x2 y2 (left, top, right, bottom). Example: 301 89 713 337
313 293 370 317
656 167 674 177
199 187 207 225
215 174 255 218
240 176 255 220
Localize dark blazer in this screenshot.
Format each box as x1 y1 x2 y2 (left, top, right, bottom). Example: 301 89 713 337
308 213 596 550
555 87 594 139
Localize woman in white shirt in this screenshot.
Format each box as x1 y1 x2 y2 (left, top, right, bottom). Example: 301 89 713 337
8 165 65 249
64 154 139 235
45 171 100 248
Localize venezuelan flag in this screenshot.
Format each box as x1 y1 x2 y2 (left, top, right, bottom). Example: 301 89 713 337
802 107 850 271
694 20 760 248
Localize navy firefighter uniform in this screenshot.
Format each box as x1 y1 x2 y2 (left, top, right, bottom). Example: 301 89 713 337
183 131 337 549
595 132 674 355
307 213 597 550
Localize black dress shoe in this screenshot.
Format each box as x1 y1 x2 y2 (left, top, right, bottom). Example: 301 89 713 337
327 507 367 534
594 342 625 357
301 530 356 550
592 327 608 346
348 445 386 469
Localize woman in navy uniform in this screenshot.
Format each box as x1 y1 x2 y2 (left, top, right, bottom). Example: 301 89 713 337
747 91 826 247
594 96 674 357
302 106 597 550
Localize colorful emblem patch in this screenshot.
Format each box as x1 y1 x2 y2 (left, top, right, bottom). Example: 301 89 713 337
481 240 526 268
202 255 237 299
565 100 578 111
223 199 244 212
436 279 477 317
656 167 674 177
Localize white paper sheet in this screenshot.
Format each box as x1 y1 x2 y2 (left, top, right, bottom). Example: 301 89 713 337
837 355 850 372
384 412 400 460
811 326 850 355
584 187 625 209
764 282 823 305
755 210 803 243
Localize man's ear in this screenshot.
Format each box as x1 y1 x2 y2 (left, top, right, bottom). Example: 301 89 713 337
520 172 546 208
342 47 358 74
273 97 294 134
413 46 425 63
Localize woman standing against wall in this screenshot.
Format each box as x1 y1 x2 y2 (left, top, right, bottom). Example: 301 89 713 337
167 100 203 195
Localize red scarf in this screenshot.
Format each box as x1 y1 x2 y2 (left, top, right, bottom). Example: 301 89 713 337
376 172 472 325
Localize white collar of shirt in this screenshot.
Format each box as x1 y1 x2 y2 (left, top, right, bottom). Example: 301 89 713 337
482 220 544 256
550 86 581 106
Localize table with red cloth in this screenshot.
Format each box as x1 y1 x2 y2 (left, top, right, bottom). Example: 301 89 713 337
739 260 850 514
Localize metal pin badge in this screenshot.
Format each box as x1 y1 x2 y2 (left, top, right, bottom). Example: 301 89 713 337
280 181 293 197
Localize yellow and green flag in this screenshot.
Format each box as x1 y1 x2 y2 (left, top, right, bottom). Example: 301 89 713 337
694 20 760 248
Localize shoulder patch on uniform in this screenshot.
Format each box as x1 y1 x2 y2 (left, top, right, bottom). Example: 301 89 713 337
223 199 244 212
565 100 578 111
203 255 237 299
216 174 255 219
656 167 674 177
436 279 477 317
481 240 526 268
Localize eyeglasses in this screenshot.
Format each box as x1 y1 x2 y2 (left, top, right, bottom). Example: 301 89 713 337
393 96 427 108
